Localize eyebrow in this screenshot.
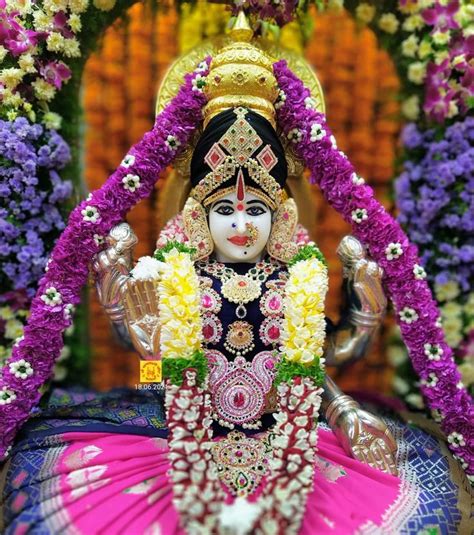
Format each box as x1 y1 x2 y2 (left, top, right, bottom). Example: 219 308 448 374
212 199 268 208
246 200 268 207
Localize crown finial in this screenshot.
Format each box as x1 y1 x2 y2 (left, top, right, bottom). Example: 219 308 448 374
202 13 278 128
230 11 253 42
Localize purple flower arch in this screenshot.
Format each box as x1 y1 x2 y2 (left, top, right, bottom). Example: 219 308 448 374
0 60 210 458
0 55 472 479
273 60 473 475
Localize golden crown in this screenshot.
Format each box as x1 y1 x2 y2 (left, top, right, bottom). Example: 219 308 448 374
202 12 279 129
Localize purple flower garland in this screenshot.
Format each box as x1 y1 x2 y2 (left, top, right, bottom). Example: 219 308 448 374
0 59 211 459
273 60 473 477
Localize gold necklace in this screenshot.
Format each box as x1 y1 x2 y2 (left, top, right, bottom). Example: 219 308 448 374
197 259 280 319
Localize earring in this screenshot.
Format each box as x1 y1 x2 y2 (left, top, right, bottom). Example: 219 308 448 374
182 197 214 261
267 198 299 263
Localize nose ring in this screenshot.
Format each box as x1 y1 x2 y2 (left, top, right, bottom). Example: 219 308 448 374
231 223 236 228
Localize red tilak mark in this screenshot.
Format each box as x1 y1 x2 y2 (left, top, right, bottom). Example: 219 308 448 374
237 203 244 211
236 169 246 202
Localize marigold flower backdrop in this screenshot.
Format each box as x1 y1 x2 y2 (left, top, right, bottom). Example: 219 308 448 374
0 0 472 478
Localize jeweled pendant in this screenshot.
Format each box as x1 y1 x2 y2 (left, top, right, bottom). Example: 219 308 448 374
236 304 247 319
224 321 254 356
221 275 262 305
210 430 270 498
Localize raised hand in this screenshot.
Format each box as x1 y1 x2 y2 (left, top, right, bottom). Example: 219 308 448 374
122 279 161 359
325 236 387 366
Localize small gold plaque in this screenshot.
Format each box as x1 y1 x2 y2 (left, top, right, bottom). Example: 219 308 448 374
140 361 162 383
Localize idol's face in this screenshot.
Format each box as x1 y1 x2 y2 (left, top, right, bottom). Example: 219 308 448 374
208 191 272 263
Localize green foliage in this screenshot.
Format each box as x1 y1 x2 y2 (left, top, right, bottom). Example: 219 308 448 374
154 241 197 262
274 357 325 386
288 243 327 267
162 350 209 386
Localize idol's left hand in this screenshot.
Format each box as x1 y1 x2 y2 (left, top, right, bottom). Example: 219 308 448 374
332 406 398 476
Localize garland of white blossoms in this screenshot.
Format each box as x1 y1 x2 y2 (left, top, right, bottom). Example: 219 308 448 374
152 242 328 534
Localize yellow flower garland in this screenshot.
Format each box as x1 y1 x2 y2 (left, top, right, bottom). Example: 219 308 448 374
158 249 203 360
280 257 328 365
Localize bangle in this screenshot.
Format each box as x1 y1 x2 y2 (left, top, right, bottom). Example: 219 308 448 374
325 395 359 428
349 308 383 329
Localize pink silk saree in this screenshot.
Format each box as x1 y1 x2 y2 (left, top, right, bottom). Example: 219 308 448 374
1 388 469 534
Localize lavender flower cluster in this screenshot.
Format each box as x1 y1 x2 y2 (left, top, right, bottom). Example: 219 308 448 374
0 117 72 297
395 117 474 293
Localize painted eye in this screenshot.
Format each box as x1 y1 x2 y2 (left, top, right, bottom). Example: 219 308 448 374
215 205 234 216
247 206 266 216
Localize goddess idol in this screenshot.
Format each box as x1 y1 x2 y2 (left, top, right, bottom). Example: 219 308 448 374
1 13 472 535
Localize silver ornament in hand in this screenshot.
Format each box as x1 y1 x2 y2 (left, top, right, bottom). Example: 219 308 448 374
92 222 137 320
326 390 398 476
337 235 387 321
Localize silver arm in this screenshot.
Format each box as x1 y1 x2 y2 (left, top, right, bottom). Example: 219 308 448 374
325 236 387 366
321 236 396 474
92 223 138 346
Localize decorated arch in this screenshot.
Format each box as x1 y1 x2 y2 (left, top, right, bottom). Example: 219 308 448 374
0 0 472 478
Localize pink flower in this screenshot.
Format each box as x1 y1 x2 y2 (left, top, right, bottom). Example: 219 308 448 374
0 11 12 44
449 35 474 71
39 61 71 89
422 0 460 31
2 18 47 56
52 12 75 39
423 60 457 122
424 82 456 123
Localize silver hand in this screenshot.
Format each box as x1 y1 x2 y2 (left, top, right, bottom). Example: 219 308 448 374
122 279 161 359
323 377 398 476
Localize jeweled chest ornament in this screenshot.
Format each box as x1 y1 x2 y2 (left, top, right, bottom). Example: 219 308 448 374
222 276 261 308
224 320 255 356
199 276 224 344
206 349 278 429
211 430 271 498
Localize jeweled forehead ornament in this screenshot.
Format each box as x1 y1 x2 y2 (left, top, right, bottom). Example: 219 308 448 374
191 107 282 210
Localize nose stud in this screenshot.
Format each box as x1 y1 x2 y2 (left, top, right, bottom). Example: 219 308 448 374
231 223 237 228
